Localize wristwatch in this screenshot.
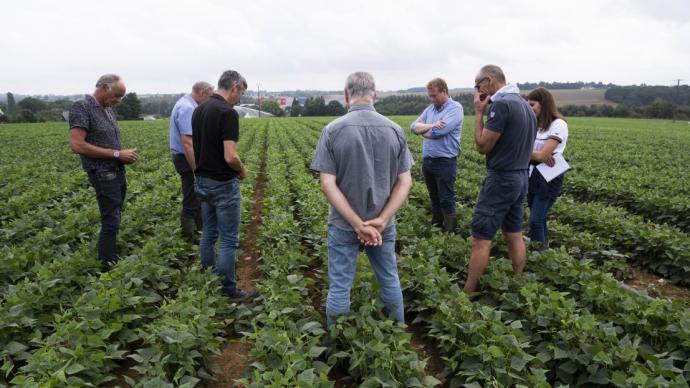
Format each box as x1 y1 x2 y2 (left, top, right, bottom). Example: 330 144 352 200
113 150 120 159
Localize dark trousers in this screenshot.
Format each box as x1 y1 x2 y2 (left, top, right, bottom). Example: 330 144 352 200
528 193 556 243
172 153 201 219
422 156 457 215
87 168 127 263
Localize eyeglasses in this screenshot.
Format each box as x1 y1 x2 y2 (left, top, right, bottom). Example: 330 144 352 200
474 77 489 91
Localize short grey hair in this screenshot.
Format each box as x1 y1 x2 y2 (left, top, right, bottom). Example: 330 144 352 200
345 72 376 99
218 70 247 91
478 65 506 84
192 81 213 95
95 74 122 90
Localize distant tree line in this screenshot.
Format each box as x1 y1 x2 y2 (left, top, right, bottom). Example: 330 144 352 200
375 94 477 116
517 81 615 90
4 85 689 123
0 93 74 123
373 93 690 120
605 85 690 106
560 101 688 120
289 96 346 117
1 92 143 123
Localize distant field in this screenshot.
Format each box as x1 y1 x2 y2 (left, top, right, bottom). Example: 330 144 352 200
381 88 616 107
548 88 616 107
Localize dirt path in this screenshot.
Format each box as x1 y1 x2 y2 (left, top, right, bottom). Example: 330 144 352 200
407 320 447 386
206 134 268 388
623 266 690 302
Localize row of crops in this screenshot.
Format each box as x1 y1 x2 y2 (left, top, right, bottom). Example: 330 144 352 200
1 116 689 386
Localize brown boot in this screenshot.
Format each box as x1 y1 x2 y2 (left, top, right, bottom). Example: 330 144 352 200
442 214 457 233
181 215 197 242
432 209 443 228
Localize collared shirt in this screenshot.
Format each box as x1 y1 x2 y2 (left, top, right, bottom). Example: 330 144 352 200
170 94 198 154
192 94 240 181
310 104 414 231
490 83 521 103
410 98 463 158
485 91 537 171
68 95 123 172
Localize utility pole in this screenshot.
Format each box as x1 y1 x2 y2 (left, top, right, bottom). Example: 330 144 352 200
257 83 261 118
672 79 683 123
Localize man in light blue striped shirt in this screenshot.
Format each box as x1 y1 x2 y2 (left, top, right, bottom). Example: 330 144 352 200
411 78 463 232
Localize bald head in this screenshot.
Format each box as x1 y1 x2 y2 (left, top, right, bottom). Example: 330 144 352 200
191 81 213 103
474 64 506 97
476 65 506 85
96 74 122 90
93 73 126 107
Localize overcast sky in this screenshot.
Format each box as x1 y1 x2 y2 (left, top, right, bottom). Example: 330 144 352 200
2 0 689 95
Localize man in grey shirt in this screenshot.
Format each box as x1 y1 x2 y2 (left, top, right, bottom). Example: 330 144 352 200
311 71 413 327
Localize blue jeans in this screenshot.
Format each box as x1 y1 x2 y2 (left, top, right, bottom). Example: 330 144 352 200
195 176 241 296
422 157 457 215
528 194 555 243
326 224 404 326
87 168 127 263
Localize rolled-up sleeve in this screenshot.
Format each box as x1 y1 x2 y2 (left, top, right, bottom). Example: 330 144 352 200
410 107 429 131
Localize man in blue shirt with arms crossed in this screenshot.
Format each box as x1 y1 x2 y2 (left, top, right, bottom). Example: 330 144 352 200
411 78 463 232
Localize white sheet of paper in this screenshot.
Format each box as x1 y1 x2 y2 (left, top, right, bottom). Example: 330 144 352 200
536 153 570 182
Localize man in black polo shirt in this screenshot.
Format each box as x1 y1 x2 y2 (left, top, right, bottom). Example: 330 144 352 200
192 70 254 299
69 74 139 269
464 65 537 293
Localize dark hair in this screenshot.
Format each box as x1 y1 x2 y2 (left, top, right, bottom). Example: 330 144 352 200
527 87 565 131
426 78 448 94
218 70 247 91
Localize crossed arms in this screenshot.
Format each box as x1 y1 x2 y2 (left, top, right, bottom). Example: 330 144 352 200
411 105 461 139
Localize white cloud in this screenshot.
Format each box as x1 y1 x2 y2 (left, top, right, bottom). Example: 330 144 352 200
1 0 688 94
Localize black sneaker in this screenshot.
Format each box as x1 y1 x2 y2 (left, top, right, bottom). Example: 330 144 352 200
229 289 258 302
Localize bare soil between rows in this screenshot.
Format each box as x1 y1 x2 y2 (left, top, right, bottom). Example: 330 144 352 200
206 138 268 388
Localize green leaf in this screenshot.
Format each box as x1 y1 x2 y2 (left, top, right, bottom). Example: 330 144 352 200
65 363 86 375
5 342 27 355
422 375 442 386
179 375 201 388
510 356 528 372
309 346 327 358
300 321 323 334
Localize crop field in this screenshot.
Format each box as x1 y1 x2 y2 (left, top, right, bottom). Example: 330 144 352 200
1 116 689 387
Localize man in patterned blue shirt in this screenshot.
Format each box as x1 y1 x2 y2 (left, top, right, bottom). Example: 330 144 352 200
69 74 139 269
411 78 463 232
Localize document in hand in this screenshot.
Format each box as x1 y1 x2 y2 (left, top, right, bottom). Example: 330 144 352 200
536 153 571 182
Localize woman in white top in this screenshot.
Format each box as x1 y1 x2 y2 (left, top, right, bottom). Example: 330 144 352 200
526 87 569 251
